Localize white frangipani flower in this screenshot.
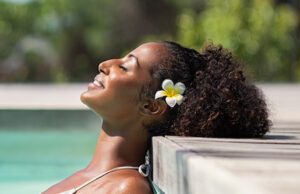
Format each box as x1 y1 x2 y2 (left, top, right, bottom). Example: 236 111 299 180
155 79 186 107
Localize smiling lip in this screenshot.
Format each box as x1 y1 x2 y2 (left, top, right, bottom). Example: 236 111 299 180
93 80 105 88
88 81 104 90
88 75 105 90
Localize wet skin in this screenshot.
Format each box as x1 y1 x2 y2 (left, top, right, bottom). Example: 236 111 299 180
42 43 169 194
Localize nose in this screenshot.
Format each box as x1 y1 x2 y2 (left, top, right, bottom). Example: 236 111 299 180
98 59 123 74
98 60 111 74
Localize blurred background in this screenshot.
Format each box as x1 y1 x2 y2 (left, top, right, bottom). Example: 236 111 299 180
0 0 299 193
0 0 299 83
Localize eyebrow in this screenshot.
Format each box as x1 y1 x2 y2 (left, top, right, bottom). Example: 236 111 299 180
128 54 140 68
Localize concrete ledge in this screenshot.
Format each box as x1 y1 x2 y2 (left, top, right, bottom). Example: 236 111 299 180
260 84 300 124
0 83 88 109
152 129 300 194
152 137 186 194
186 157 300 194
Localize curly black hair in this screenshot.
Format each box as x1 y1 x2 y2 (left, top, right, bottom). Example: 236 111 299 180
141 41 271 138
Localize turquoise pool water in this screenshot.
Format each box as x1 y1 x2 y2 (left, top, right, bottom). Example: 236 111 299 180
0 130 98 194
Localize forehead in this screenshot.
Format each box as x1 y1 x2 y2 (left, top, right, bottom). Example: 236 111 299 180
130 42 169 70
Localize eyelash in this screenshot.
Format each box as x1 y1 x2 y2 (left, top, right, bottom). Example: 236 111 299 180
119 65 128 72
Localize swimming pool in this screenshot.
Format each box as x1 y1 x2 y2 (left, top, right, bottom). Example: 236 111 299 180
0 130 98 194
0 110 100 194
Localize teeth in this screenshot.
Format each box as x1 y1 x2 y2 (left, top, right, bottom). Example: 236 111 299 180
93 80 101 87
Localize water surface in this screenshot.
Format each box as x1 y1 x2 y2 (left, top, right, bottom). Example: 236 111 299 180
0 130 98 194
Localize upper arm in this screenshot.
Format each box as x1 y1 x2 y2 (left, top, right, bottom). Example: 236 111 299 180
113 176 153 194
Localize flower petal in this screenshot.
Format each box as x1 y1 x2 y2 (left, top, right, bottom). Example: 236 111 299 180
165 97 177 107
174 82 186 94
155 90 167 99
175 94 184 105
162 79 174 91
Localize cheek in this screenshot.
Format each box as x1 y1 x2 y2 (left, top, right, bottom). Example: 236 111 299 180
109 76 141 104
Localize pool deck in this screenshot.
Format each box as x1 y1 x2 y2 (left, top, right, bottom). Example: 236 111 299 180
0 83 87 109
1 83 300 194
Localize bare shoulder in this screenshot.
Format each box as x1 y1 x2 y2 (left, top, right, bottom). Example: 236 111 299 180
111 171 153 194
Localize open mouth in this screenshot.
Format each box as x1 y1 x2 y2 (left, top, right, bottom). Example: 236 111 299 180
88 74 105 90
93 79 105 89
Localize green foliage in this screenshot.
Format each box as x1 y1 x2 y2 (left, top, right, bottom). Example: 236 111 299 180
176 0 298 82
0 0 177 82
0 0 299 82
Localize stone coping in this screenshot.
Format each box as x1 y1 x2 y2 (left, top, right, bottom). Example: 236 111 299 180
152 128 300 194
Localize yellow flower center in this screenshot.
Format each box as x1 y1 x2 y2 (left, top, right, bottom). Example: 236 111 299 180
164 87 179 98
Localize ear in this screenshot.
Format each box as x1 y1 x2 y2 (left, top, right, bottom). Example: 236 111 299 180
139 99 168 117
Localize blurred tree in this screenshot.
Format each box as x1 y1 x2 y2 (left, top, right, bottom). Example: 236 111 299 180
0 0 177 82
0 0 299 82
176 0 298 82
289 0 300 82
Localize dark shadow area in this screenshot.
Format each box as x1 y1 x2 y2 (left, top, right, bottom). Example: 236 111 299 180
262 134 297 140
0 109 101 131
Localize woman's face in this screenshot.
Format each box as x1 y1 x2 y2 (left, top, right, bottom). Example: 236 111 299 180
80 42 169 120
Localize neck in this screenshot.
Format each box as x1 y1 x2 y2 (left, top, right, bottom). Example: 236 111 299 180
85 122 149 173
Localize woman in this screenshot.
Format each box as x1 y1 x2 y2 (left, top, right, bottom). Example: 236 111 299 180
43 41 270 193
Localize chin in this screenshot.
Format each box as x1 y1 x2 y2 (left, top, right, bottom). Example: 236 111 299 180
80 91 103 115
80 91 92 108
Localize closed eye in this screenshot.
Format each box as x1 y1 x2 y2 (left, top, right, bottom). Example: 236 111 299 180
119 65 128 72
